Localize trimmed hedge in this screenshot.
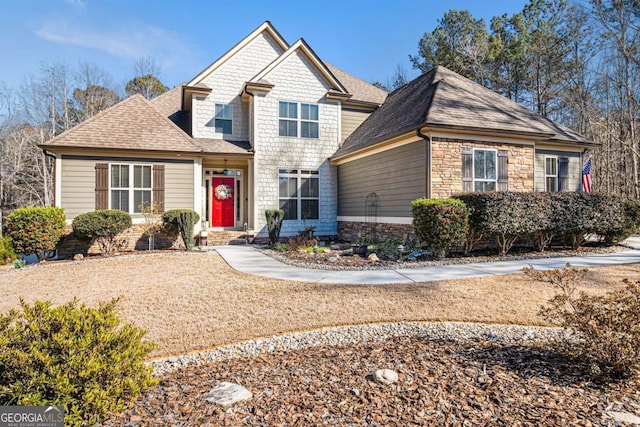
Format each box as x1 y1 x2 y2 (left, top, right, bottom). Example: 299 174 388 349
412 198 469 257
162 209 199 250
72 210 132 256
5 207 66 261
454 192 631 254
0 298 157 425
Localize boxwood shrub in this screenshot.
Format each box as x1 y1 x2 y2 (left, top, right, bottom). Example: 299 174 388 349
72 210 132 256
412 198 468 257
0 298 157 425
162 209 199 250
5 207 66 261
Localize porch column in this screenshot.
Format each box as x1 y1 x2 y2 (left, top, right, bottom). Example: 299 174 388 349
193 157 203 233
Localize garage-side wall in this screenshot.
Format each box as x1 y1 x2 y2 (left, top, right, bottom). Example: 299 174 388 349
534 148 581 192
337 140 427 218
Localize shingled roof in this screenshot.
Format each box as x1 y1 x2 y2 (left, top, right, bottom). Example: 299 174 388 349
325 63 387 105
40 95 200 153
334 66 594 159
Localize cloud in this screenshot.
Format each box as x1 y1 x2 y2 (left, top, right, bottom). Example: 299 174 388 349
35 20 197 72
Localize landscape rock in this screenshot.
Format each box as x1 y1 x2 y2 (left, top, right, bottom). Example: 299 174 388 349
374 368 399 385
203 382 252 406
605 411 640 425
367 253 380 262
73 253 84 261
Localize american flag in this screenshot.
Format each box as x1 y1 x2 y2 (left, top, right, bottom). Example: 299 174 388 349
582 157 592 193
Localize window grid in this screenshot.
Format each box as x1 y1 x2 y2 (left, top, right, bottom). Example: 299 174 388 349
473 149 497 192
214 103 233 134
545 156 558 192
278 169 320 220
279 101 319 139
110 164 152 214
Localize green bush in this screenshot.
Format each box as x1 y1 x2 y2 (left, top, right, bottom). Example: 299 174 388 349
5 207 66 261
0 298 157 425
412 198 468 257
453 193 488 254
162 209 199 250
0 236 18 265
72 210 132 256
265 209 284 246
590 194 628 244
526 265 640 379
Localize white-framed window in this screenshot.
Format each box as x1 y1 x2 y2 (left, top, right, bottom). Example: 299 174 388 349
545 156 558 192
214 103 233 134
278 101 319 138
473 149 497 191
278 169 319 220
110 164 152 214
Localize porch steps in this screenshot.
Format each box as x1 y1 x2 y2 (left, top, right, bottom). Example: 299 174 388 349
204 230 248 246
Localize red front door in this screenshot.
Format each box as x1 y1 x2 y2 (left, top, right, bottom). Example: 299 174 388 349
212 177 235 227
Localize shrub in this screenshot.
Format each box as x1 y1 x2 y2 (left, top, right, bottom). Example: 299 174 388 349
0 298 158 425
0 236 18 265
624 199 640 231
72 210 132 256
375 238 421 261
265 209 284 246
453 193 488 254
5 207 66 262
525 264 640 379
162 209 200 250
550 192 597 248
411 198 468 257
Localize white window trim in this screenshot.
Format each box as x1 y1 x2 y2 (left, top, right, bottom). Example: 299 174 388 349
214 103 233 135
278 169 320 220
544 155 559 192
278 101 319 139
472 148 498 191
109 163 153 214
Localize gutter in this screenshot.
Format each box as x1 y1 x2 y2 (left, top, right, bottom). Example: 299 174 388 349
416 129 432 199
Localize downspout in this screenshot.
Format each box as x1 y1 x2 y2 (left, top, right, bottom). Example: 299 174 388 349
243 86 256 230
42 149 57 206
416 128 432 199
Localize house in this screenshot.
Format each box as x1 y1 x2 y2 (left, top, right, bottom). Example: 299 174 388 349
40 22 594 247
332 66 595 241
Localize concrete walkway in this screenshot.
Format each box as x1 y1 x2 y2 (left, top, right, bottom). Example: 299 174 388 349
214 236 640 285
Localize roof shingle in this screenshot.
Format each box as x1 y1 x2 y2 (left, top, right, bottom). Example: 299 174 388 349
325 63 388 105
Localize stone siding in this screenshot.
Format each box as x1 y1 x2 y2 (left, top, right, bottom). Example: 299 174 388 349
57 224 182 259
338 221 415 243
431 137 535 198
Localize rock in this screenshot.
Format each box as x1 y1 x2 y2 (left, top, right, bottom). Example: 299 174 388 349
605 411 640 425
129 415 143 423
373 369 399 385
73 253 84 261
330 244 342 250
203 382 252 406
326 256 339 263
367 253 380 262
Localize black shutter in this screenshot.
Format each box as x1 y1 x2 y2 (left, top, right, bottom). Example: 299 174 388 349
95 163 108 210
462 147 473 192
558 157 569 192
152 164 165 213
497 150 508 191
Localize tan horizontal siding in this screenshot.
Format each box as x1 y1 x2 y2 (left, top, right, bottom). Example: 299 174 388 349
341 109 371 142
338 140 426 217
164 162 194 210
534 149 581 192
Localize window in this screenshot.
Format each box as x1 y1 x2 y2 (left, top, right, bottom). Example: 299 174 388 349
214 103 233 134
278 169 319 220
544 156 570 192
545 157 558 192
279 102 297 137
110 164 152 214
473 149 497 191
279 101 319 138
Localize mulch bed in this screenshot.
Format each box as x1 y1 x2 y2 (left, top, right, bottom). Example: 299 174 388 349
103 336 640 426
263 243 625 271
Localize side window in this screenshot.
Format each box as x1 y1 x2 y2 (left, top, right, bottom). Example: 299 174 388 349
473 149 497 191
214 104 233 134
545 156 558 192
300 104 319 138
279 102 298 137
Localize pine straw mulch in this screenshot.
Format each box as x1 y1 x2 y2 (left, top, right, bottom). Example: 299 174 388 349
103 335 640 426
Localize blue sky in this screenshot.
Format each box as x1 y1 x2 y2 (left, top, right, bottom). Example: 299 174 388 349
0 0 529 92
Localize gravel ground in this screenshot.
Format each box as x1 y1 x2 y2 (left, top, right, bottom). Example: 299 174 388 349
104 322 640 426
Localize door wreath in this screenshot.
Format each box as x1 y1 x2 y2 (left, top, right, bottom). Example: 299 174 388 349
215 184 232 201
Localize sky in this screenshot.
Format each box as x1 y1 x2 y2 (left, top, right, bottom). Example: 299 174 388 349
0 0 530 93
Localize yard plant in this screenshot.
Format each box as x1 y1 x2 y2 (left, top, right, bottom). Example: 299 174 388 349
412 198 469 257
0 298 157 425
5 206 66 261
163 209 199 250
72 209 132 256
265 209 285 246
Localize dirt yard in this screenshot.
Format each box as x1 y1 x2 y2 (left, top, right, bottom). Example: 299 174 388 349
1 251 638 358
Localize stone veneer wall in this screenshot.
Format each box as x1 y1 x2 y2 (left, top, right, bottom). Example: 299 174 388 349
57 224 182 259
431 137 535 198
338 221 415 243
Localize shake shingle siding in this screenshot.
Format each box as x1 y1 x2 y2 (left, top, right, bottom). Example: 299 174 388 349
338 140 426 217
